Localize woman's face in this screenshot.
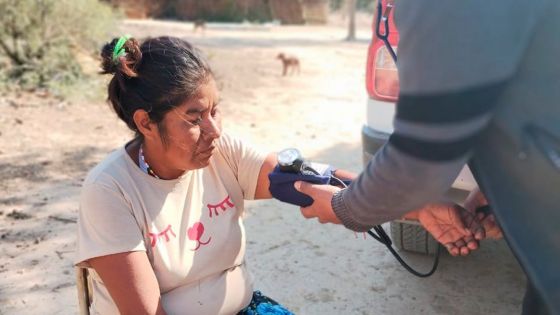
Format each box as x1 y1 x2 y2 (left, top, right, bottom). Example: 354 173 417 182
153 78 222 173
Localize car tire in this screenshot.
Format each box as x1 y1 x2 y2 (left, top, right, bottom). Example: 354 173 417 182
390 220 439 255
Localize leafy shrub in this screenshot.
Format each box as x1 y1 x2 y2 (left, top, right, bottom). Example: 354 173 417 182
330 0 375 11
0 0 117 92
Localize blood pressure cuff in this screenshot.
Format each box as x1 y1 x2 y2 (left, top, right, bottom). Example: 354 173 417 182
267 162 352 207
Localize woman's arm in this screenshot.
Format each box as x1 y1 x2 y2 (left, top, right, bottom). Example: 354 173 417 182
88 251 166 315
254 153 358 200
254 153 277 199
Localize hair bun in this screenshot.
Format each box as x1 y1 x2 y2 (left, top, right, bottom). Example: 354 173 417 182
100 37 142 77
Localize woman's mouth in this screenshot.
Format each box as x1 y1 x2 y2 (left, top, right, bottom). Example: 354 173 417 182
199 145 216 155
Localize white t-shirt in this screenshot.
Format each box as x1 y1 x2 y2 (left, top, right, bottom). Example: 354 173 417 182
75 134 267 315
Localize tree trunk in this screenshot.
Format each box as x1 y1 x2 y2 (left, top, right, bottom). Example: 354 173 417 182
345 0 356 41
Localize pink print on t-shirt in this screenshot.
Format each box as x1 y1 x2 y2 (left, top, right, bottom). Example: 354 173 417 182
207 195 235 218
148 224 177 247
187 222 211 251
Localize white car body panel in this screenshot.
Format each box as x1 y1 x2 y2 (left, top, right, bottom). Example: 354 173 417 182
365 98 477 192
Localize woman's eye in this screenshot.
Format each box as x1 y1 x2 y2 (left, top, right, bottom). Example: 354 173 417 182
211 108 220 117
189 117 203 125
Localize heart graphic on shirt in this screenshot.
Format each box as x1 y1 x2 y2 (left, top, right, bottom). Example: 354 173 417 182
187 222 211 251
187 222 205 241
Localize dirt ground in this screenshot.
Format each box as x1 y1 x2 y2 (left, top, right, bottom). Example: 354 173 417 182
0 17 525 315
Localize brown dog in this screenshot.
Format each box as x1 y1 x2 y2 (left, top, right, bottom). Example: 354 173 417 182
276 53 300 76
193 19 206 33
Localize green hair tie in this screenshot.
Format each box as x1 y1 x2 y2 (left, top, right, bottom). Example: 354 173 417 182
112 35 131 63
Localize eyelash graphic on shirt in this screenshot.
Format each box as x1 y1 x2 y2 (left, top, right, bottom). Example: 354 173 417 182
148 224 177 247
187 222 211 251
207 195 235 218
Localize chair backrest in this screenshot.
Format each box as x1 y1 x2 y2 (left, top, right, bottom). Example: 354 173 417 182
75 267 92 315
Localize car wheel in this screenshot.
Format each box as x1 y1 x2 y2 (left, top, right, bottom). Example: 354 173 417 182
390 219 438 255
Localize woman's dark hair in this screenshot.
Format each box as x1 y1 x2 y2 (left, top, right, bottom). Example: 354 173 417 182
100 36 213 142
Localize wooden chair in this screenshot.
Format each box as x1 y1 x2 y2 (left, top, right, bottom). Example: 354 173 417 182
75 267 92 315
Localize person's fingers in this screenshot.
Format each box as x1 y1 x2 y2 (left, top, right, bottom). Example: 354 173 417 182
300 206 315 219
453 239 471 256
454 239 466 249
478 192 488 205
450 206 471 236
489 230 504 239
472 224 485 240
467 239 479 250
463 210 485 240
460 235 479 250
482 214 497 226
294 181 315 196
471 213 486 241
481 215 503 239
445 243 459 256
485 225 504 239
433 229 464 245
447 230 468 244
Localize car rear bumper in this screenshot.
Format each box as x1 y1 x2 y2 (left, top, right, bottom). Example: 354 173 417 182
361 124 389 165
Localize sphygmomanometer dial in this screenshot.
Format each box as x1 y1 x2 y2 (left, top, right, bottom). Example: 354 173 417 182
277 148 304 173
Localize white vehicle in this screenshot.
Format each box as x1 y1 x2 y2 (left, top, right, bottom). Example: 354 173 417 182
363 0 477 254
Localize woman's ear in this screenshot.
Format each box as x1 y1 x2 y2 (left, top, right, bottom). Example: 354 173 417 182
133 109 157 140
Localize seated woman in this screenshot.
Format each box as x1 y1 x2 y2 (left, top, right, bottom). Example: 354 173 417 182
75 35 297 315
75 35 485 315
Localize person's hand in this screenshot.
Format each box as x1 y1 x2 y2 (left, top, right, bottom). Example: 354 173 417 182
293 181 342 224
464 188 503 239
417 203 485 256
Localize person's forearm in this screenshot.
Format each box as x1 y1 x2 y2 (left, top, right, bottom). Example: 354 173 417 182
332 144 467 231
331 80 505 231
333 168 449 223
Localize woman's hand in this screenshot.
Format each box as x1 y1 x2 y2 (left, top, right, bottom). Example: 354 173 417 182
416 203 485 256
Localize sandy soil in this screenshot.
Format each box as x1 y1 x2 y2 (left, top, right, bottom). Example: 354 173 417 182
0 18 525 315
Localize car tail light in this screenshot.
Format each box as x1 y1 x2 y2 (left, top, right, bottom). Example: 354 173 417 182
372 45 399 101
366 0 399 102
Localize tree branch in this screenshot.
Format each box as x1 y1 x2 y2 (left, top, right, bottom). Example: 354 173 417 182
0 37 24 65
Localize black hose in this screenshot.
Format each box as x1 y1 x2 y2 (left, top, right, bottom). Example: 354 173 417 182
334 174 440 278
303 165 442 278
368 225 440 278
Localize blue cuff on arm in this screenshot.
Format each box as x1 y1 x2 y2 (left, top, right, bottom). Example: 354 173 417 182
268 166 331 207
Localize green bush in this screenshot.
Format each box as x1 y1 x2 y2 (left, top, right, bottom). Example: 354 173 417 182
0 0 117 92
330 0 375 12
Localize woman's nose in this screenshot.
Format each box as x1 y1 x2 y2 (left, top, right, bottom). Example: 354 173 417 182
201 117 221 139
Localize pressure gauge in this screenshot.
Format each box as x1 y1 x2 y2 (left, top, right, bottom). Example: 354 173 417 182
277 148 305 173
